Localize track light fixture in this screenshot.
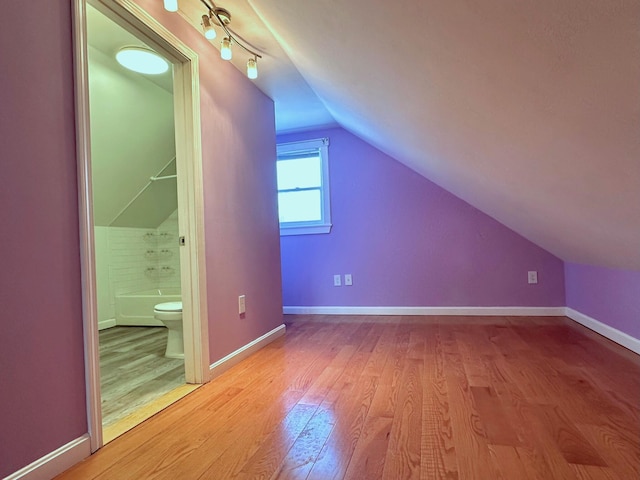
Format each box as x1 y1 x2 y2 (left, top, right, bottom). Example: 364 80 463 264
164 0 262 80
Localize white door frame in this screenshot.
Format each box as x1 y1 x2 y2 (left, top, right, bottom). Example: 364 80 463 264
72 0 210 453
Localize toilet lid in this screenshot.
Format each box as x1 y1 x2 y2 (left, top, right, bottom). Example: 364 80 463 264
154 301 182 312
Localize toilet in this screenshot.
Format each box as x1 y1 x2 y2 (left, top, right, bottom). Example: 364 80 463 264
153 301 184 359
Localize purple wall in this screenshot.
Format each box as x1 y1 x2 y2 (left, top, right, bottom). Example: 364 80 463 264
0 1 282 476
0 1 87 475
565 263 640 340
279 128 565 307
134 0 283 366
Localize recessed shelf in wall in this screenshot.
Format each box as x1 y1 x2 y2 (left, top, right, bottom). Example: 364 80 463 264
145 266 176 277
143 232 174 244
145 249 174 260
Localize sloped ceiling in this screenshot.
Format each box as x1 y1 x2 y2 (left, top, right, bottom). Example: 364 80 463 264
178 0 336 132
88 5 177 228
183 1 640 269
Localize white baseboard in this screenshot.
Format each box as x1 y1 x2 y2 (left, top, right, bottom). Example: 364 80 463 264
209 324 286 379
565 307 640 355
5 434 90 480
283 306 639 355
283 306 566 316
98 318 116 330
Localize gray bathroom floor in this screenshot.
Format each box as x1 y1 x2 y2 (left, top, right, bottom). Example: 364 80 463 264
99 326 185 428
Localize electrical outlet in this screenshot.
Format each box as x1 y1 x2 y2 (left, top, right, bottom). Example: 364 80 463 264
333 274 342 286
528 271 538 284
238 295 246 314
344 274 353 286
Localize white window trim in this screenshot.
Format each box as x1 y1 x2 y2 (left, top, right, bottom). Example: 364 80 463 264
277 137 332 236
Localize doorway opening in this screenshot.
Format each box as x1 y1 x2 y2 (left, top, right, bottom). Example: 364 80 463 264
87 4 190 442
74 0 210 451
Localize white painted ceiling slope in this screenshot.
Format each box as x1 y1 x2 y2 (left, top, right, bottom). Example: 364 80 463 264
191 1 640 269
87 5 177 228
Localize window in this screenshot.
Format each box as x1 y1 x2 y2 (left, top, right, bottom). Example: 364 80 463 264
276 138 331 235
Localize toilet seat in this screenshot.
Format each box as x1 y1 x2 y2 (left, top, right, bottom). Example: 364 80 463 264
154 301 182 312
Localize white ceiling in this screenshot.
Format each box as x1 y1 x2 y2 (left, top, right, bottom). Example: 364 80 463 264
185 1 640 269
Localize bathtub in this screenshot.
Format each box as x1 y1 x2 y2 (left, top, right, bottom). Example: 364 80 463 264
115 289 181 327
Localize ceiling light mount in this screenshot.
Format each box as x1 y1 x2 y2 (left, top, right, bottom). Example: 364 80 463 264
213 8 231 26
166 0 262 80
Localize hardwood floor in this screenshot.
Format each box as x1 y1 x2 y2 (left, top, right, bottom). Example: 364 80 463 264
100 327 185 429
59 316 640 479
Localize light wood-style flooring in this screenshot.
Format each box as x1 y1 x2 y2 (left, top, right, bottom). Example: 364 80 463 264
100 326 185 429
61 315 640 479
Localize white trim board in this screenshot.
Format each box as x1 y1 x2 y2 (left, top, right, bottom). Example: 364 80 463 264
72 0 102 453
74 0 210 453
565 307 640 355
98 318 116 330
283 306 566 316
209 324 286 379
283 305 639 355
5 434 90 480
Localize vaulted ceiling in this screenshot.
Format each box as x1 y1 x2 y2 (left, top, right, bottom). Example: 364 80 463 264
183 0 640 269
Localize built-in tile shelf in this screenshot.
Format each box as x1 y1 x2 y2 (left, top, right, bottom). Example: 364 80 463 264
144 249 174 260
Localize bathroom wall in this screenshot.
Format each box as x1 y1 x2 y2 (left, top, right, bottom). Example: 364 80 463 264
94 226 114 326
156 210 181 291
88 43 176 227
88 5 180 328
94 210 181 327
94 225 156 325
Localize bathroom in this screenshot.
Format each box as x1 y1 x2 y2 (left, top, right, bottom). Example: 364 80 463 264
87 4 188 441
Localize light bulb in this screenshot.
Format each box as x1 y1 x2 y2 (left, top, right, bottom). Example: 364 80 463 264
247 58 258 79
221 37 232 60
202 15 216 40
163 0 178 12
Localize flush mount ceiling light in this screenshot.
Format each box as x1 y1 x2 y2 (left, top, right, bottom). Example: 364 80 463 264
115 47 169 75
163 0 178 12
164 0 262 80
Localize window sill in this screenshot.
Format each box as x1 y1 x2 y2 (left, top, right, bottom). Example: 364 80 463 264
280 224 332 236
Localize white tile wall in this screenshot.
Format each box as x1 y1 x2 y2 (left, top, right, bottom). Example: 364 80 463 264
94 209 182 326
108 226 159 296
94 226 114 324
156 210 181 290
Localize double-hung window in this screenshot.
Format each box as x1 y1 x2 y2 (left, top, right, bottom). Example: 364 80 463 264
276 138 331 235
